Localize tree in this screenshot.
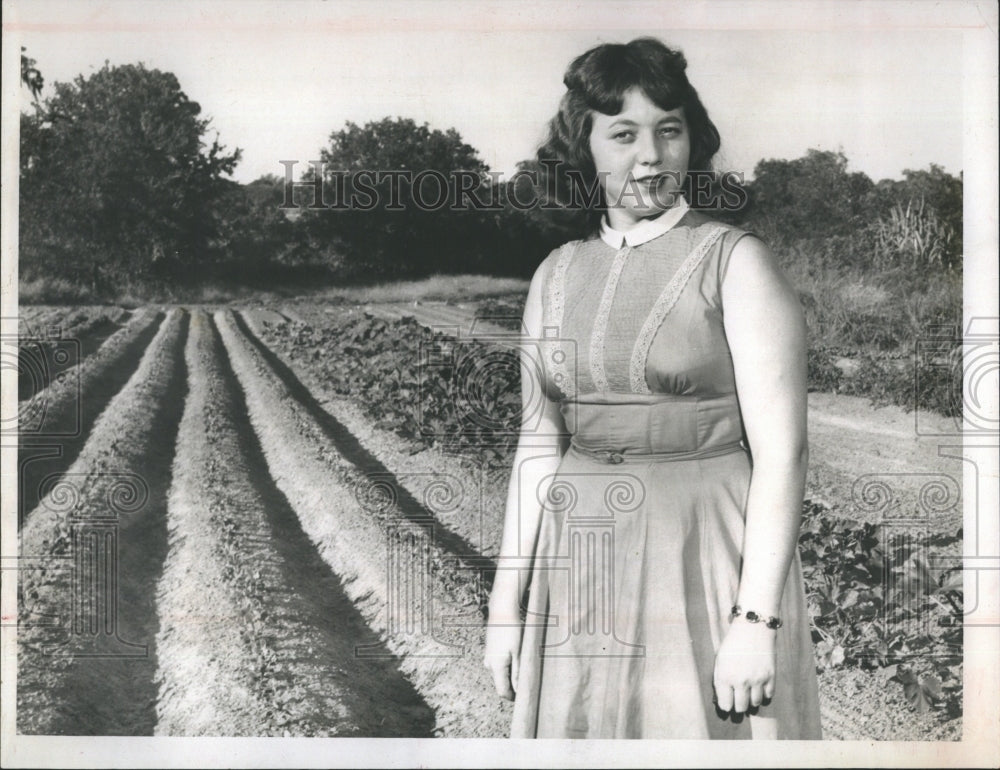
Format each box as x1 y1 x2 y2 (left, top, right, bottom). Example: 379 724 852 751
19 62 240 288
744 149 875 241
303 117 491 277
20 47 44 104
212 174 304 278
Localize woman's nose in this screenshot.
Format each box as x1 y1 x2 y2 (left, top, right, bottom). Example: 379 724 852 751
635 130 662 166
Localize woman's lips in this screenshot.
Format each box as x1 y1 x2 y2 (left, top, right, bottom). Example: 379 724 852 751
633 174 667 187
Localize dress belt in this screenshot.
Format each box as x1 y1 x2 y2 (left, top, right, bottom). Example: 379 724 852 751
568 440 747 464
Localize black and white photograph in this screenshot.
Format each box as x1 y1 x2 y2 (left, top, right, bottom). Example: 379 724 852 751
1 0 997 767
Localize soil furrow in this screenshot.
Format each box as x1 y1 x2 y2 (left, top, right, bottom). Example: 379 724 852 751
215 309 512 737
19 313 125 402
17 309 188 735
234 311 489 573
240 311 509 567
154 310 433 736
18 308 164 525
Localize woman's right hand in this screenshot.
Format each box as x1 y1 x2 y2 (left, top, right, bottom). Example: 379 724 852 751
484 604 523 701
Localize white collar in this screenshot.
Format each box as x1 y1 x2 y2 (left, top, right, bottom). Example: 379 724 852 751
599 198 690 248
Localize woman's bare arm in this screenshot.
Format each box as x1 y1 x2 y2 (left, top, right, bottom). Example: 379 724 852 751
714 234 809 714
484 256 568 698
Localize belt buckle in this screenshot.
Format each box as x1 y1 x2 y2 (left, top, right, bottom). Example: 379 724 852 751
601 450 624 464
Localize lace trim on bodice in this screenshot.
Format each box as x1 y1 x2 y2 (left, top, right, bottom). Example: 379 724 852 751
589 245 631 392
544 241 578 398
628 226 728 394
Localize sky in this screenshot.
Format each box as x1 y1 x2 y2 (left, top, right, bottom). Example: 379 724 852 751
2 0 981 185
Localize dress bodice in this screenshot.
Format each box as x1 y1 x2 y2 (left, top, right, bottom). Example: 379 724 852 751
538 211 753 455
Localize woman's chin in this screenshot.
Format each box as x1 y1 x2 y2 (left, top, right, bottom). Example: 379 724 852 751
624 203 672 221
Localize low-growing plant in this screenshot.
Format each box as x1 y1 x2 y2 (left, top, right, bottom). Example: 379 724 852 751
799 500 962 717
840 347 962 418
806 348 844 393
258 314 522 462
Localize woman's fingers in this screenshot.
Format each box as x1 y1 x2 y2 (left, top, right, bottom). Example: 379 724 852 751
484 651 515 700
732 684 750 714
714 678 774 713
713 683 733 713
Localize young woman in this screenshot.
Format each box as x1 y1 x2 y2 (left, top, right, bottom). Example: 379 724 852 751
484 38 823 739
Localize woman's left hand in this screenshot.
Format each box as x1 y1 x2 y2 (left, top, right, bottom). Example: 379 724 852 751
712 620 777 714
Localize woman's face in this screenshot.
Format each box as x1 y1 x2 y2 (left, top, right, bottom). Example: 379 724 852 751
588 87 691 230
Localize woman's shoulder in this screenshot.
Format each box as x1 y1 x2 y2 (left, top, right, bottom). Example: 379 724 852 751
672 211 769 295
678 209 755 241
534 237 590 276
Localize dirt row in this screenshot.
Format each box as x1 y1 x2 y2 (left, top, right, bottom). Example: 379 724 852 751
242 310 508 565
155 310 433 736
18 308 163 523
215 309 513 737
17 306 132 401
18 309 187 735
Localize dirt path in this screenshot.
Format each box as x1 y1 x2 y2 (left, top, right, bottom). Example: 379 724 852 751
805 392 963 529
155 310 434 736
18 309 187 735
18 308 163 525
216 309 513 737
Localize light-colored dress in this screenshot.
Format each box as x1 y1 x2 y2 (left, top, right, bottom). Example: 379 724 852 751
509 204 823 739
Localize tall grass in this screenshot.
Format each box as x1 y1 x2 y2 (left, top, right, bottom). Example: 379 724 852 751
778 246 961 356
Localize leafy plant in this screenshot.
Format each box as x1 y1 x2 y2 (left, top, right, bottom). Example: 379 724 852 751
799 500 962 718
257 314 523 463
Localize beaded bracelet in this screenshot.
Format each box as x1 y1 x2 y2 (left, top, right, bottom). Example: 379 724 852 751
731 604 783 630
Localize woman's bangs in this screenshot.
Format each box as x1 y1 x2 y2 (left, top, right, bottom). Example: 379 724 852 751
584 73 684 117
640 74 686 114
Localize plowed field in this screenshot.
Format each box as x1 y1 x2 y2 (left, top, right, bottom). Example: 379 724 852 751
12 302 964 740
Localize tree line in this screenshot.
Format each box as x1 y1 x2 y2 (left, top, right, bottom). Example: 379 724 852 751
19 53 962 298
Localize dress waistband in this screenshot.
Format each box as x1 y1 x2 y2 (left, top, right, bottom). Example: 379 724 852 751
568 439 747 464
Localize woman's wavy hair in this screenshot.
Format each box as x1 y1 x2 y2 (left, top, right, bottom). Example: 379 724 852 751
534 38 721 237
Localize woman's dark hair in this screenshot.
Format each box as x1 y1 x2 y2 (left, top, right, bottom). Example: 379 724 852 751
534 38 721 236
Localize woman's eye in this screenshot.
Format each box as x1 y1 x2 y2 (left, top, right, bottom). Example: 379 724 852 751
612 131 634 141
658 126 680 136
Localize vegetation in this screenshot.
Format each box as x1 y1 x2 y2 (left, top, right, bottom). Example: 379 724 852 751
19 52 962 416
19 60 240 294
799 500 962 717
257 314 522 463
299 117 494 278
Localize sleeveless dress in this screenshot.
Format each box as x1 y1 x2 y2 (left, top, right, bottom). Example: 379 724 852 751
509 210 824 739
